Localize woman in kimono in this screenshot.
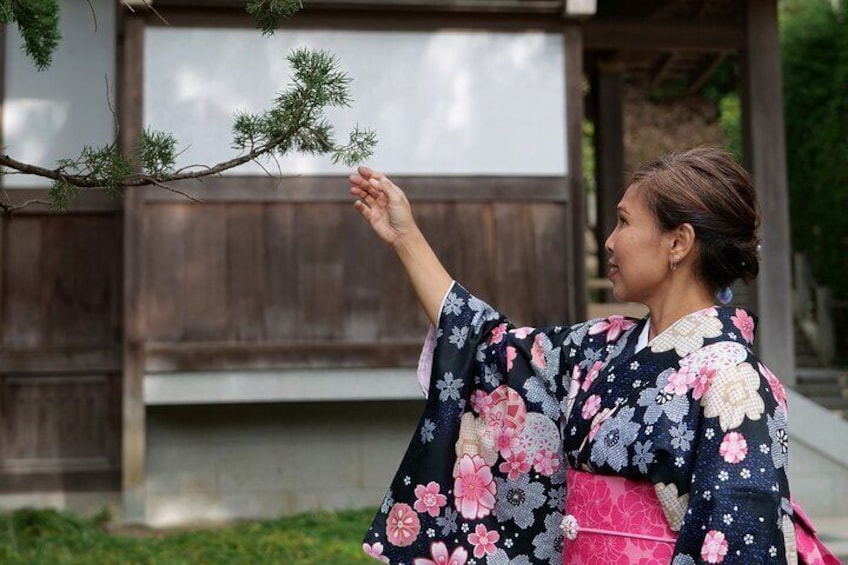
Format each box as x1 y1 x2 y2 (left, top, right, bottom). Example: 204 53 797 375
349 147 836 565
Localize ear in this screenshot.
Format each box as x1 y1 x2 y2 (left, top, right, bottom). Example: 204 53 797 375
669 223 697 263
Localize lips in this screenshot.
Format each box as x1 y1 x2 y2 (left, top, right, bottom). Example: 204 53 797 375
608 262 619 279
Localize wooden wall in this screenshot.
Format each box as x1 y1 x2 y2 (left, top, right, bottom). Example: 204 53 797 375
136 190 572 374
0 210 123 491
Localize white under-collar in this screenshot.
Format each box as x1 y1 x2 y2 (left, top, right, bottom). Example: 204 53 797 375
635 318 651 353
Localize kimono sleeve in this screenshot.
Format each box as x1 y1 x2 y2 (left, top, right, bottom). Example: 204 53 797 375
668 354 793 564
362 282 586 565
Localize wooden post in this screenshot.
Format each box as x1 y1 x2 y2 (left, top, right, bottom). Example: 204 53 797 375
592 58 625 281
565 25 587 323
118 9 147 522
741 0 796 385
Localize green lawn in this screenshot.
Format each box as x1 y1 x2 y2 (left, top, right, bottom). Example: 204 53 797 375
0 507 377 564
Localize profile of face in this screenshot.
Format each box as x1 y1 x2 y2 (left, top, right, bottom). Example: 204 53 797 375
604 183 674 304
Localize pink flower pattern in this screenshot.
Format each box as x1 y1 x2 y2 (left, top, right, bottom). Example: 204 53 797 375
760 362 787 411
413 482 447 517
498 450 531 480
719 432 748 464
563 469 676 564
532 448 560 476
589 315 637 342
582 361 604 392
489 323 507 345
692 366 716 400
664 368 696 396
363 542 390 563
506 346 517 372
413 542 468 565
582 394 602 419
531 333 547 369
386 503 420 547
731 309 755 343
467 524 500 558
494 426 519 458
701 530 728 563
453 454 496 519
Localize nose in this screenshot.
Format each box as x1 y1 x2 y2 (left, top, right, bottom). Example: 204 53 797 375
604 231 614 255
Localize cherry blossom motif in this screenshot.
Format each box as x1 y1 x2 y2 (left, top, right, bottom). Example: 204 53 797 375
701 530 729 563
498 450 532 480
589 315 637 342
759 362 787 411
692 366 717 400
719 431 748 463
414 541 469 565
467 524 500 558
582 394 602 420
510 327 533 339
531 333 548 369
533 448 560 476
664 368 696 396
489 323 507 345
386 502 421 547
582 361 604 392
494 426 519 458
587 406 615 442
470 390 494 417
506 346 517 372
731 308 756 343
413 481 448 517
363 542 390 563
453 454 497 519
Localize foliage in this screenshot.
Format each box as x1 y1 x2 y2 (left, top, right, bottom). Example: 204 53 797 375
0 507 376 564
0 0 376 214
0 0 61 70
781 0 848 299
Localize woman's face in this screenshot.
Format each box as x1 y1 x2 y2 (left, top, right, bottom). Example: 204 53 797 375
604 184 672 305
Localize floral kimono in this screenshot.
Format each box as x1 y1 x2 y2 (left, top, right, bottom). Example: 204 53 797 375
363 282 801 564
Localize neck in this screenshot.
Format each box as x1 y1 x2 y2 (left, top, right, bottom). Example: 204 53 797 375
645 277 714 340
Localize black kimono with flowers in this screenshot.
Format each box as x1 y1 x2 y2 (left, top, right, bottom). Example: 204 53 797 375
363 283 794 565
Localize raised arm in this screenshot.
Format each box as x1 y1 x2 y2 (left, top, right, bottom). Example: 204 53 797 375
349 166 452 326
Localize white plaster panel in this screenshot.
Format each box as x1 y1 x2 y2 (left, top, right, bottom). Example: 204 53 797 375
143 28 567 176
3 0 116 188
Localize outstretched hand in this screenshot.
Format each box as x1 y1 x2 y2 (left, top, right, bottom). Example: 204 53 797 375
349 166 418 248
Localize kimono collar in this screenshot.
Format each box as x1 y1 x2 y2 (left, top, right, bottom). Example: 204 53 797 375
643 305 759 351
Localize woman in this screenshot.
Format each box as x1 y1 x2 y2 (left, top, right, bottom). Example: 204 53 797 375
350 148 835 564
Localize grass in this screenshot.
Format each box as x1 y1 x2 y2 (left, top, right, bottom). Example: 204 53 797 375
0 506 377 564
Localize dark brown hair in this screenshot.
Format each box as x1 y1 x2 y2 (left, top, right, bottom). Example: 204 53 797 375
629 147 761 292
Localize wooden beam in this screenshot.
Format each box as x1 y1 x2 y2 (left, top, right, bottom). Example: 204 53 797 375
688 52 727 95
583 21 744 51
0 189 123 214
118 8 147 523
152 0 564 14
741 0 795 385
141 176 568 203
592 60 625 282
649 52 677 90
143 5 563 32
565 24 587 322
144 341 425 373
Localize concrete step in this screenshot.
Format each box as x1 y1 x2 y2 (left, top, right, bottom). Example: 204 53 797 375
795 367 848 422
810 515 848 562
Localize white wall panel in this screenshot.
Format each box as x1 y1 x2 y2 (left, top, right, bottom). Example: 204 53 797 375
144 28 567 177
3 0 116 188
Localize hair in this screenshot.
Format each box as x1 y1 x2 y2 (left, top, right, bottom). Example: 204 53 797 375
628 146 761 292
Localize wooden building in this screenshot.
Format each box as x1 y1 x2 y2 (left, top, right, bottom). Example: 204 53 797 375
2 0 834 526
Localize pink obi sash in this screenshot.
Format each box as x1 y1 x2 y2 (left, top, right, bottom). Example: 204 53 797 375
561 469 840 565
561 469 676 564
